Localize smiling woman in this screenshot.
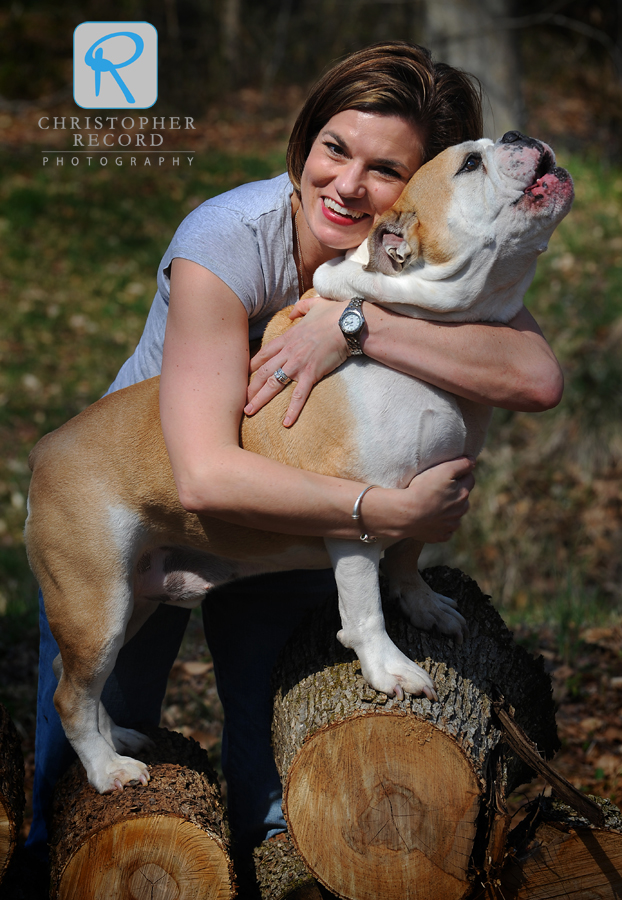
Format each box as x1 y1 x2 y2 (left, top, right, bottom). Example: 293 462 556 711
26 41 563 894
295 110 424 265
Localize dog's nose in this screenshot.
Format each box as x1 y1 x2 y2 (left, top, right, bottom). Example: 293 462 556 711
501 131 527 144
500 131 542 152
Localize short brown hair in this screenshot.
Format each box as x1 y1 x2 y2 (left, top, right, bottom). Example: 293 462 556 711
287 42 483 194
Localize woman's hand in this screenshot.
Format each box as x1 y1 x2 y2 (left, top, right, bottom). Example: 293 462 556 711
397 456 476 543
245 295 349 426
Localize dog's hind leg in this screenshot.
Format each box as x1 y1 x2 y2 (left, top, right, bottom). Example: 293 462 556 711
324 538 437 701
53 647 154 760
96 597 160 757
47 576 153 794
383 539 468 642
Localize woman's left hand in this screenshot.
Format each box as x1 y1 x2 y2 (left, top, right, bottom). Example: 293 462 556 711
245 295 349 426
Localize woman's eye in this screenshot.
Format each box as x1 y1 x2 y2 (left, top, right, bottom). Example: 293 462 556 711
376 166 401 179
324 142 345 156
461 154 481 173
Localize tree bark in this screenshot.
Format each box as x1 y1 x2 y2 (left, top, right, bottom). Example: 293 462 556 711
0 704 24 887
49 726 235 900
253 833 323 900
272 567 559 900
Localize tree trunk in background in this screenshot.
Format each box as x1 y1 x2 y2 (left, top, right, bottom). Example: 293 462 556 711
262 0 294 97
271 568 559 900
49 727 235 900
222 0 241 88
423 0 524 140
0 704 24 887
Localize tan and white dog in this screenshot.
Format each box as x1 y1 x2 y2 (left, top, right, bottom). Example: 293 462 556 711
25 132 573 794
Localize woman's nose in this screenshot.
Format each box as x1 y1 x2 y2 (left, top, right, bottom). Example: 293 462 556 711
334 162 366 199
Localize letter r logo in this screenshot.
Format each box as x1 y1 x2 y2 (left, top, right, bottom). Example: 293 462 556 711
74 22 157 109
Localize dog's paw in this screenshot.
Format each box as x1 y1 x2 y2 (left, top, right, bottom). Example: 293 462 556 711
392 578 467 643
109 725 155 756
347 632 438 702
89 755 151 794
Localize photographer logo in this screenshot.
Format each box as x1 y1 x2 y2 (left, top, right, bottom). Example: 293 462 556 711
74 22 158 109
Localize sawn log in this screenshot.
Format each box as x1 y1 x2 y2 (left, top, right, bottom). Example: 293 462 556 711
49 726 235 900
271 567 560 900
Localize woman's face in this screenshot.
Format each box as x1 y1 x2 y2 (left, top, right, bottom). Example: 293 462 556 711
299 109 425 254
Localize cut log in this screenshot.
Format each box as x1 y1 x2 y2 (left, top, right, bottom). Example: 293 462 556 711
493 795 622 899
272 567 560 900
253 833 322 900
0 703 24 886
49 726 235 900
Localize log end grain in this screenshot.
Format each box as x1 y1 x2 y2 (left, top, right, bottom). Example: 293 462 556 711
56 815 233 900
284 713 480 900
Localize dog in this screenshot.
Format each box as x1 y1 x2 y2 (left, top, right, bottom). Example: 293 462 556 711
25 132 573 794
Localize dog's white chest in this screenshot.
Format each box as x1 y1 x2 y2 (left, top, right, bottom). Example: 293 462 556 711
336 360 485 488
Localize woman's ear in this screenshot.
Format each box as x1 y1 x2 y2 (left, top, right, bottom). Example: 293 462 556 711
365 212 420 275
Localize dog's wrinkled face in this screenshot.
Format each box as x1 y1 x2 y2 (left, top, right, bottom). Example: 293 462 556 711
367 132 574 276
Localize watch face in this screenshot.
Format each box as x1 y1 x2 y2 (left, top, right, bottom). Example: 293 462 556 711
342 311 363 334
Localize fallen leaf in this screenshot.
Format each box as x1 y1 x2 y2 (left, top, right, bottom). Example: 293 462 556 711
580 716 605 733
182 660 214 677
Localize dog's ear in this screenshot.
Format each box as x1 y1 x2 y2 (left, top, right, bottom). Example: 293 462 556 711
365 213 420 275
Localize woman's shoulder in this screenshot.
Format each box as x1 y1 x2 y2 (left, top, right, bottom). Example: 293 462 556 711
166 171 292 268
189 171 292 226
157 170 298 322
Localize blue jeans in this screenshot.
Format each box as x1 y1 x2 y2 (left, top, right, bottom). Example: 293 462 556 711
26 568 336 861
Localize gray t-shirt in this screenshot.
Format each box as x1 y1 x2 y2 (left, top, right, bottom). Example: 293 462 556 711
108 172 299 393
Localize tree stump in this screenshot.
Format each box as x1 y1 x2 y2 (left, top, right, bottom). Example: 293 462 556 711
490 795 622 899
49 726 235 900
0 703 24 886
272 567 560 900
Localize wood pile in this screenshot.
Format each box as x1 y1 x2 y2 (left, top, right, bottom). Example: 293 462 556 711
252 567 622 900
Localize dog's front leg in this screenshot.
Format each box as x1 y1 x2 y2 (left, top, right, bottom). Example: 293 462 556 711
324 538 437 701
383 539 467 642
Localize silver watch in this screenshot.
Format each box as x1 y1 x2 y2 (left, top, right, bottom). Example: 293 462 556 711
339 297 366 356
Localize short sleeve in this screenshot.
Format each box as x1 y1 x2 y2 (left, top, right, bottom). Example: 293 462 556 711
157 205 265 319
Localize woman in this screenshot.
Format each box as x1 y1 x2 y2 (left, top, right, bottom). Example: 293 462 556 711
27 41 562 876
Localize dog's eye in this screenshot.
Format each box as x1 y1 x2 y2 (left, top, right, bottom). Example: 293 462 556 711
460 154 481 173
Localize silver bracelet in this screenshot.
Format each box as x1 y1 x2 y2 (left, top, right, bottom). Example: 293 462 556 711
352 484 380 543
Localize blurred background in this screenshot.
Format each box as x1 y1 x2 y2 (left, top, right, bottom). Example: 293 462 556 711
1 0 621 825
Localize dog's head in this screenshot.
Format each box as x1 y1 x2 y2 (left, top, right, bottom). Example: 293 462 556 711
366 132 574 277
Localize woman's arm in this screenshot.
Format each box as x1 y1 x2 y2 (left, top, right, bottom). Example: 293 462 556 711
160 259 474 542
245 295 564 427
361 302 563 411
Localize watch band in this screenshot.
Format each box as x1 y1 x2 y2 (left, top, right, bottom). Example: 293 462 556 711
340 297 365 357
